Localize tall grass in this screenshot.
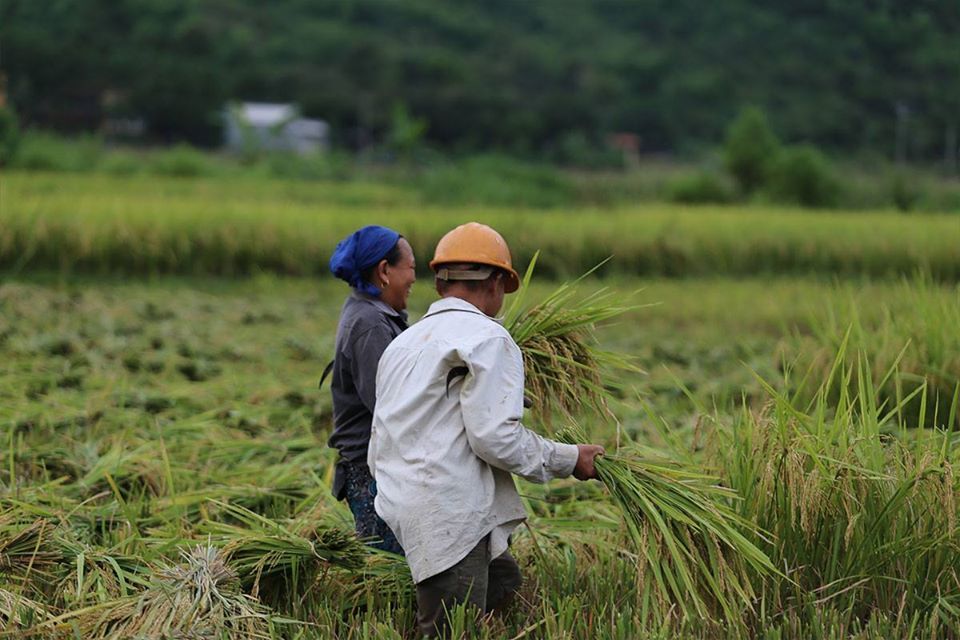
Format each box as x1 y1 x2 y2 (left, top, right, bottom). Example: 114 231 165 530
787 276 960 428
3 172 958 280
717 347 960 635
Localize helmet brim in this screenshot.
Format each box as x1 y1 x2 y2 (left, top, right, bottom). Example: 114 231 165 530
430 261 521 293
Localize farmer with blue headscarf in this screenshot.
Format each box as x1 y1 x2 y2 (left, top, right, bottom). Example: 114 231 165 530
326 225 415 554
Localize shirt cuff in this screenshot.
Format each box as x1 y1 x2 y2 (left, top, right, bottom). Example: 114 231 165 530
549 442 581 478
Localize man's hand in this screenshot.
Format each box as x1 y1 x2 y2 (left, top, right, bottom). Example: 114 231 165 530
573 444 605 480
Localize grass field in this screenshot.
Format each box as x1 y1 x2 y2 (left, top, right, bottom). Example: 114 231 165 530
1 166 959 637
1 271 957 638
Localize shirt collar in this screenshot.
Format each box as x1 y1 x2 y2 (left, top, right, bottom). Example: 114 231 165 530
350 290 408 323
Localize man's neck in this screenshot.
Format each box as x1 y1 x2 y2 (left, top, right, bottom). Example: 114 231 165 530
441 291 490 316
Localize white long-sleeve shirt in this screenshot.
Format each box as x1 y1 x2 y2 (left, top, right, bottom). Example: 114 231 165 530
369 296 579 583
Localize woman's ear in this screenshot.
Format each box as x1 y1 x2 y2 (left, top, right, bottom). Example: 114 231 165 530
376 259 390 287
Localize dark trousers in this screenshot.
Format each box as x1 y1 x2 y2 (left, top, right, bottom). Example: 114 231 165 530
341 460 404 555
415 535 522 638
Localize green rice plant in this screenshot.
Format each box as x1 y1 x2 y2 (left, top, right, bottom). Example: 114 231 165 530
788 276 960 428
719 344 960 634
3 171 959 281
504 254 642 425
556 426 777 626
42 545 270 639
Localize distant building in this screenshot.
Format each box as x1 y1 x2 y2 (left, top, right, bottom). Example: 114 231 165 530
223 102 329 154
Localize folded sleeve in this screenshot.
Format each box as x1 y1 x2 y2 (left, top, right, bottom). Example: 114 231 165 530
459 336 579 483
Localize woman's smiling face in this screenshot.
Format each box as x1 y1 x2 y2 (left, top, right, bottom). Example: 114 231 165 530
380 238 416 312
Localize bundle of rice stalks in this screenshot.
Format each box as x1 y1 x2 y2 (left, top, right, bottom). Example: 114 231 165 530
200 501 365 605
71 440 180 501
55 534 151 604
0 517 61 586
558 426 777 624
44 545 270 639
503 254 641 424
152 484 311 526
338 549 415 611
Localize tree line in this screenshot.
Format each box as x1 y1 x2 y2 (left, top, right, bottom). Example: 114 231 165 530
2 0 958 166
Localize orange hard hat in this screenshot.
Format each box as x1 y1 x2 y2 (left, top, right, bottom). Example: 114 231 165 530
429 222 520 293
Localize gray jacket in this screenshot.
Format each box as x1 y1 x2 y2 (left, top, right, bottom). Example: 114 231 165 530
328 291 408 498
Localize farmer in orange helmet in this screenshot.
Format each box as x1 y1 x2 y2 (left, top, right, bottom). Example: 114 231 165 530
368 222 604 637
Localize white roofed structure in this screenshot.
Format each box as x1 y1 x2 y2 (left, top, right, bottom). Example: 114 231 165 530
224 102 329 154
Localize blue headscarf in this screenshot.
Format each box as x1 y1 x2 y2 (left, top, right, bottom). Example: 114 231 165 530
329 225 401 297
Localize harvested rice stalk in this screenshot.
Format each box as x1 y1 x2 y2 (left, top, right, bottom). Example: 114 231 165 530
44 545 270 639
503 254 641 424
151 483 312 526
200 501 365 603
558 426 777 623
340 549 415 610
0 517 60 584
55 533 151 603
0 587 49 628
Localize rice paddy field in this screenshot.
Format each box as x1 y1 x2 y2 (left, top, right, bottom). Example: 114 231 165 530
1 170 960 638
